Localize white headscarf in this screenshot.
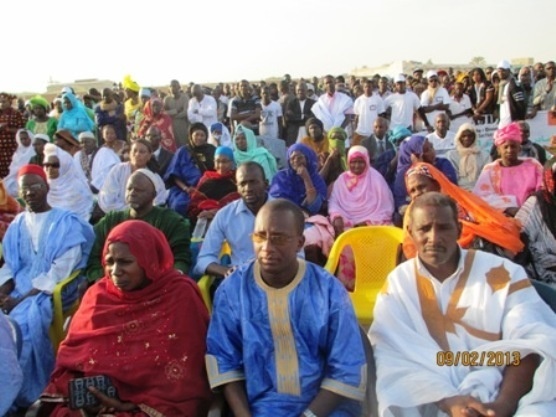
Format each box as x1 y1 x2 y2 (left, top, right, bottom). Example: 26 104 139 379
129 168 166 199
43 143 93 221
3 129 37 197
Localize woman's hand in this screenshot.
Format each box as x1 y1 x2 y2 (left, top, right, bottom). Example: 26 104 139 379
295 165 309 179
87 387 137 414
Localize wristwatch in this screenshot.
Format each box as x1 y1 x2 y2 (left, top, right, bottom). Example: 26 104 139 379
302 410 318 417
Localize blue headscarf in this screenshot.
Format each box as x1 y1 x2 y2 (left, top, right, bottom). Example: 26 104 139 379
389 126 413 146
58 93 95 138
215 146 235 168
397 134 426 174
269 143 327 207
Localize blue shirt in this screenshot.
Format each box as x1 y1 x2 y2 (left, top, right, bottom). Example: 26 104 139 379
193 197 266 276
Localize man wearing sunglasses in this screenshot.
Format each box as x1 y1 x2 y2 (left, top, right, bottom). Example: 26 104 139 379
420 70 451 131
206 198 366 417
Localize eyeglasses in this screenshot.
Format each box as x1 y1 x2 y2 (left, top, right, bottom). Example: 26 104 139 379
252 232 298 246
19 183 45 193
42 162 60 169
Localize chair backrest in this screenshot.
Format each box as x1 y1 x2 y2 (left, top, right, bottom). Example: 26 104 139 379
532 280 556 313
325 226 403 326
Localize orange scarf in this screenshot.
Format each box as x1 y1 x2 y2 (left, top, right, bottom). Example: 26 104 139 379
402 162 524 258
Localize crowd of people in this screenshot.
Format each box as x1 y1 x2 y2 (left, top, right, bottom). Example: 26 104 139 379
0 59 556 416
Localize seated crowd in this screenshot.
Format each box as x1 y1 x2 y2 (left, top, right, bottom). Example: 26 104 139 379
0 61 556 416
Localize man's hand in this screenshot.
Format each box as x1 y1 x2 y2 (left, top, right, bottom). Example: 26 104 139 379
0 296 19 314
87 387 137 414
438 395 495 417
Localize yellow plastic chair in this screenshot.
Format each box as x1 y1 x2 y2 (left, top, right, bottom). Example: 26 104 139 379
197 241 231 314
325 226 403 328
49 269 82 352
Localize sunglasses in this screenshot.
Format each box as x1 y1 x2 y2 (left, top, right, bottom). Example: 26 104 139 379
42 162 60 169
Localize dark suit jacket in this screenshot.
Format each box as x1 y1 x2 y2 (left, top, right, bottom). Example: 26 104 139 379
151 147 174 178
284 98 316 145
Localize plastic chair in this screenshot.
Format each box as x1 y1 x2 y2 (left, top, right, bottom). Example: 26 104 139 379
198 241 231 314
325 226 403 328
49 269 83 352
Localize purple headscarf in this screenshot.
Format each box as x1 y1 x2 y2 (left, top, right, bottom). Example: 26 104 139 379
269 143 327 207
397 135 426 174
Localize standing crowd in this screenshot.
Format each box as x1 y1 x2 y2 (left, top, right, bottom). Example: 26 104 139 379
0 59 555 417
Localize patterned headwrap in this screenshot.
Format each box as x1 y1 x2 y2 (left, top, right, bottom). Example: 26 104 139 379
493 122 522 146
405 163 434 181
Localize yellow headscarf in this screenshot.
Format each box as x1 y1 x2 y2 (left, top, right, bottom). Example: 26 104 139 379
122 75 140 93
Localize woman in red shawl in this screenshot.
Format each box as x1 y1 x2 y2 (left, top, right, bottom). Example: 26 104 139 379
0 93 26 177
187 146 240 223
138 98 177 152
40 220 211 416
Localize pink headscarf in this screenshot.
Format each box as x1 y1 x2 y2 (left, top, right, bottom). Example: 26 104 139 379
493 122 522 146
328 146 394 225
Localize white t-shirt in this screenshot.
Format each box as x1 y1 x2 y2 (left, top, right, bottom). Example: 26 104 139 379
420 87 451 126
259 100 283 139
426 131 456 157
449 94 473 133
499 83 512 128
354 94 386 136
384 92 421 129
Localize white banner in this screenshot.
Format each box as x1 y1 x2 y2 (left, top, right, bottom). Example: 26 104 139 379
475 111 556 151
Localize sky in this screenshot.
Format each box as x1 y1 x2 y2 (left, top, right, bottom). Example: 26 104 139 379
4 0 554 93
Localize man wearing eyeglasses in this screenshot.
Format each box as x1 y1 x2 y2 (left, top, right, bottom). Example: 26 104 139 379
206 198 366 417
0 164 93 407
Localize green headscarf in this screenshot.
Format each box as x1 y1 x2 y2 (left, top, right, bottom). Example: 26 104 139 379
327 127 347 170
29 95 50 110
232 125 278 181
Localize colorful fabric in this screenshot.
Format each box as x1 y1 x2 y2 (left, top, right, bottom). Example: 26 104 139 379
327 127 347 170
2 208 93 406
4 129 36 197
17 163 46 182
402 162 524 258
269 143 327 215
206 259 366 416
42 220 211 417
29 96 49 110
86 206 191 282
329 146 394 225
369 249 556 416
473 158 543 209
57 93 95 139
138 99 177 152
493 121 522 146
0 106 26 177
25 118 58 142
164 147 202 216
536 159 556 240
394 136 458 208
122 74 140 93
232 125 277 181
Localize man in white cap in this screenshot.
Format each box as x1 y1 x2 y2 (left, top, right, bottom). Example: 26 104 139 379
384 74 422 130
497 59 527 128
420 70 451 130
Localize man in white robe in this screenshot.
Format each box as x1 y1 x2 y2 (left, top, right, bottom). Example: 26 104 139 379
311 75 353 132
369 192 556 417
